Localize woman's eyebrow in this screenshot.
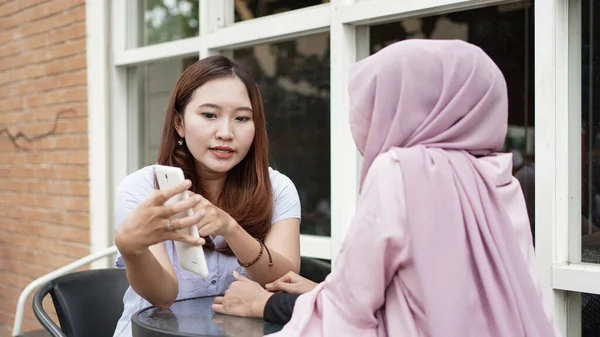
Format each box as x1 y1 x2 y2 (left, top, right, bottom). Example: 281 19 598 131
198 103 221 109
235 106 253 113
198 103 252 113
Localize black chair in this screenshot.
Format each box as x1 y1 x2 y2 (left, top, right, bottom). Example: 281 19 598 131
299 256 331 283
32 268 129 337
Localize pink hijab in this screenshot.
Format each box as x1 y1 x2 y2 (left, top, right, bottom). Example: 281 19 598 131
269 39 556 336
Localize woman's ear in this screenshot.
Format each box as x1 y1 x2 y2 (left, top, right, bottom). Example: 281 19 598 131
174 113 185 138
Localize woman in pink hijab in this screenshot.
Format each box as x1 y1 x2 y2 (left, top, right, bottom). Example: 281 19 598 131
266 39 560 336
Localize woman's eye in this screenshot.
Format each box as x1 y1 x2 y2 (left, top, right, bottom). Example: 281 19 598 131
236 116 250 122
202 113 216 119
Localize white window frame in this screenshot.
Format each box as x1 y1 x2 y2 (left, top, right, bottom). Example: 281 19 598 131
536 0 600 335
83 1 600 334
86 0 111 269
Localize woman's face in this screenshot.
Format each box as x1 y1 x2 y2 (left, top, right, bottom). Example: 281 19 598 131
175 76 256 177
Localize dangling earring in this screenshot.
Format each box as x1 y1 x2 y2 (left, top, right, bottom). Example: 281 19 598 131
178 138 184 146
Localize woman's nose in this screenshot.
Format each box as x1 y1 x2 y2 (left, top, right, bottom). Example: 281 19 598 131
215 120 233 140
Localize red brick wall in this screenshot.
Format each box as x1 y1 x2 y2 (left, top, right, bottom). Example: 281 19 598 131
0 0 89 335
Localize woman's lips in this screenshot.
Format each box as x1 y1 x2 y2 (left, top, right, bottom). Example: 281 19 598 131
209 147 234 159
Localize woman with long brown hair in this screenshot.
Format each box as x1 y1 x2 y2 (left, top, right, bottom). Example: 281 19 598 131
111 55 301 337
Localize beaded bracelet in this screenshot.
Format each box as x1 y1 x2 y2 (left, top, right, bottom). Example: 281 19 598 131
237 238 273 267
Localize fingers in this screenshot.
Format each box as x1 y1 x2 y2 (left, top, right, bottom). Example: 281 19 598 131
196 194 212 205
196 194 218 212
198 222 218 237
166 231 205 246
282 271 303 283
265 272 293 289
161 194 203 218
265 271 301 291
212 304 225 314
265 279 294 293
150 179 192 206
168 210 206 231
212 296 225 314
232 270 251 283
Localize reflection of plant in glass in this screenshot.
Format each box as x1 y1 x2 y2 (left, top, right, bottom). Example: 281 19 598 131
144 0 199 45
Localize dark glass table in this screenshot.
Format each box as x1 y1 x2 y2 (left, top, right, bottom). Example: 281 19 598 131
132 296 283 337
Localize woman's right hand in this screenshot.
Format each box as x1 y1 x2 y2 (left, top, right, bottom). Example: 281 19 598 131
115 179 206 256
265 271 318 295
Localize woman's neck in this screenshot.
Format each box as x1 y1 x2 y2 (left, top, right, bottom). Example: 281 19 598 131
196 169 227 203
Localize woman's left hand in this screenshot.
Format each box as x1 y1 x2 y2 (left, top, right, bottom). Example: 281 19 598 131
189 192 237 237
212 271 273 318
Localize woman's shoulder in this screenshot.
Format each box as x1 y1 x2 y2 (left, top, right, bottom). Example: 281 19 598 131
268 167 301 223
268 167 297 196
362 151 405 191
116 165 156 196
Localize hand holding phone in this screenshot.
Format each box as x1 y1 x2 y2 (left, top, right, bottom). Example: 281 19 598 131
155 165 209 278
115 176 205 258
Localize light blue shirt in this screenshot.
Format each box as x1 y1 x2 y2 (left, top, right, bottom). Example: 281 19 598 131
112 165 301 337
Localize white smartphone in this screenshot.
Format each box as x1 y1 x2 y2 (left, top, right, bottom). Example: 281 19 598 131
155 165 209 278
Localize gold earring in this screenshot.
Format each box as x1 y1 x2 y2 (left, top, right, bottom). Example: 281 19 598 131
178 139 184 146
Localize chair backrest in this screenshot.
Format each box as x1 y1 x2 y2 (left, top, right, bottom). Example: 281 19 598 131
299 257 331 283
48 268 129 337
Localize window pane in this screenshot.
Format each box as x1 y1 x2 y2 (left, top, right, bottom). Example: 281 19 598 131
234 0 329 22
128 56 199 171
582 292 600 337
563 291 600 337
370 3 535 237
233 33 331 236
582 0 600 264
126 0 199 48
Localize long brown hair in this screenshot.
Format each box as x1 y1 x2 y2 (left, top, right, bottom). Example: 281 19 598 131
156 55 273 256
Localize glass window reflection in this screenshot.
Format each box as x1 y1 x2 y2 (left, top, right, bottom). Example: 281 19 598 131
233 34 331 236
234 0 329 22
127 0 199 48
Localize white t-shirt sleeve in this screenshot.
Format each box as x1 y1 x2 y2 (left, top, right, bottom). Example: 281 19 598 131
114 166 156 268
270 168 302 224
